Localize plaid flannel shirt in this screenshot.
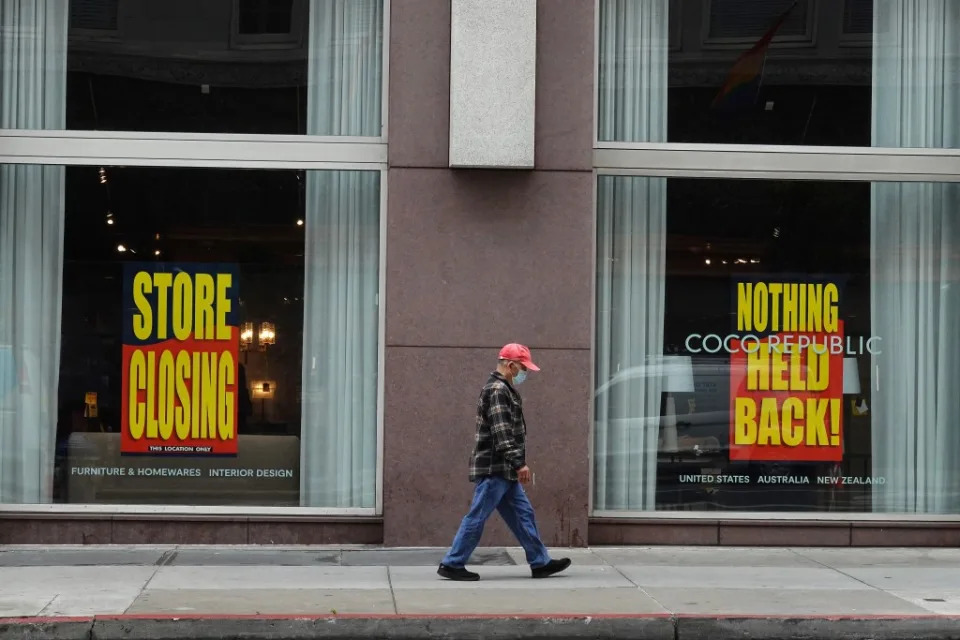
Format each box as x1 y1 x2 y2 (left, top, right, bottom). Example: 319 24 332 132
468 372 527 482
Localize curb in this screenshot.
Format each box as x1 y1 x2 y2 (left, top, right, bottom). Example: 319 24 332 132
0 619 93 640
678 616 960 640
3 615 960 640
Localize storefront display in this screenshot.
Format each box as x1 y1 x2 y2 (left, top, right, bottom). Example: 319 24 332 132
3 0 960 547
594 176 960 514
1 165 381 508
0 0 385 512
593 0 959 517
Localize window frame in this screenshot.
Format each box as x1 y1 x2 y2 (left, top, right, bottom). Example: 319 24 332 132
10 0 390 142
590 0 960 520
0 139 387 518
0 0 390 518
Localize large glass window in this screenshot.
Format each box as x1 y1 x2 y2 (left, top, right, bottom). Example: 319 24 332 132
2 0 384 135
594 175 960 514
598 0 959 148
0 164 381 508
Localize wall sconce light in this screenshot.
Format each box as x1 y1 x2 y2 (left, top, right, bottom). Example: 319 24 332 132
250 380 276 400
251 379 276 421
239 322 254 351
258 322 276 351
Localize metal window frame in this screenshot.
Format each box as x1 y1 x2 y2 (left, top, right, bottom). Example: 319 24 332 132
0 504 380 518
595 142 960 183
0 138 388 518
0 0 391 519
0 130 387 169
590 143 960 521
590 0 960 520
593 510 960 522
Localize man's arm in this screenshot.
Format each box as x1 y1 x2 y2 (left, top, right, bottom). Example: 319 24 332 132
487 387 526 470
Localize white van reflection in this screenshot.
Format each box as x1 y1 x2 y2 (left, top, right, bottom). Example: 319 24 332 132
595 356 826 457
594 358 734 457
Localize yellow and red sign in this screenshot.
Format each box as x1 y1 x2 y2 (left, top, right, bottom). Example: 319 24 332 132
728 281 844 462
121 263 239 456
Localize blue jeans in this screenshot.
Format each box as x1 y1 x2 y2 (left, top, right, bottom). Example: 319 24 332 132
442 476 551 569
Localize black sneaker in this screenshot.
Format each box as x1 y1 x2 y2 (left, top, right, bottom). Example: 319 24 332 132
437 563 480 581
531 558 571 579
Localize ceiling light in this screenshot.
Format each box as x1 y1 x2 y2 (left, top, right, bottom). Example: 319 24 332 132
117 244 127 253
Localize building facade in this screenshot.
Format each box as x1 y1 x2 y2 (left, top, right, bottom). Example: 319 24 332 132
2 0 960 546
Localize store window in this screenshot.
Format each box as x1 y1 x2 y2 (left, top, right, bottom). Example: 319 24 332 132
594 175 960 514
0 164 381 508
597 0 958 148
2 0 384 135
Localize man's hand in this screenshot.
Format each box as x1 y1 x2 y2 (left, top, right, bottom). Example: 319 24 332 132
517 465 532 484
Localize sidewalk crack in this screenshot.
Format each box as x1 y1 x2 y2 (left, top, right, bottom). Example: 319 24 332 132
386 566 399 614
38 594 59 616
608 561 672 615
123 560 165 614
788 548 886 591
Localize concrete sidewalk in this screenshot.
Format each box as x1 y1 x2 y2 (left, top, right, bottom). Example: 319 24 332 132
2 545 960 638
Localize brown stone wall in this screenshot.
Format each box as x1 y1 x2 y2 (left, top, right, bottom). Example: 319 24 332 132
382 0 597 547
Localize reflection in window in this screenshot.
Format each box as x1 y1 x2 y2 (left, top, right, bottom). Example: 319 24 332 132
69 0 119 31
598 0 960 149
594 175 960 514
843 0 873 35
706 0 809 42
1 0 384 135
238 0 294 35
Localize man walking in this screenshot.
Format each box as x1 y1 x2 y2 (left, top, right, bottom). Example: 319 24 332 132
437 343 572 581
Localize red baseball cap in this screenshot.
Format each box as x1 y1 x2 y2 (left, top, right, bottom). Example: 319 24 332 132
499 343 540 371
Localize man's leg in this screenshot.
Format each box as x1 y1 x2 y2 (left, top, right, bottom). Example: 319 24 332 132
439 477 510 579
497 481 571 578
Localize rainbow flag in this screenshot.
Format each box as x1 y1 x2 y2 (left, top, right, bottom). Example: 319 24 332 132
711 2 797 110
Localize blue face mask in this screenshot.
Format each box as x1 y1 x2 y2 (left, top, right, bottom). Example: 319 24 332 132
513 369 527 385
